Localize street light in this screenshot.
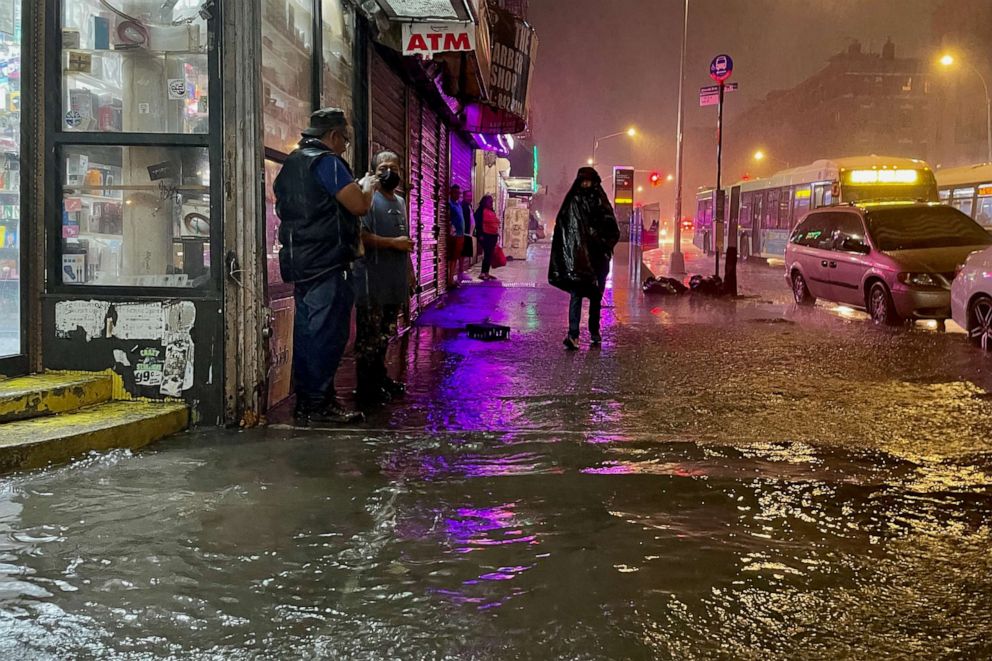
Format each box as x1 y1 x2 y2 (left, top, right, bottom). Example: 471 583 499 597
590 127 637 166
670 0 689 275
753 150 790 168
939 52 992 163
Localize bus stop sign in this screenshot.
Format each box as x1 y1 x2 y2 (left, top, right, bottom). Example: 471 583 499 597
709 54 734 83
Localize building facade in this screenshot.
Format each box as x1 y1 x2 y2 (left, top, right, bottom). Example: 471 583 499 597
722 40 932 182
1 0 537 426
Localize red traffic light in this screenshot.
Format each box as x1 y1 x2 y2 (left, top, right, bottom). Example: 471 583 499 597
649 172 661 186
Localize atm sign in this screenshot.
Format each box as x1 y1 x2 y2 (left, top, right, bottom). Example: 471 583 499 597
403 22 476 56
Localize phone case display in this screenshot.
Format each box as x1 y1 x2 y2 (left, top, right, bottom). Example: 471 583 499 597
62 145 210 287
262 0 313 153
0 2 20 359
61 0 208 134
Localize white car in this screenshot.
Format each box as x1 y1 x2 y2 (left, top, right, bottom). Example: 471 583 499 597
951 246 992 350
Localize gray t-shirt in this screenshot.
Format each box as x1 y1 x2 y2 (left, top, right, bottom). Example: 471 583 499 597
354 191 411 306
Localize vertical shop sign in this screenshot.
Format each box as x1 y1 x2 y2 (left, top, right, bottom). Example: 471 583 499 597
487 5 536 119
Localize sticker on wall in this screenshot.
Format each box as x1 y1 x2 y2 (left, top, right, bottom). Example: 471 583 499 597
64 111 83 129
138 103 151 114
135 347 165 388
111 302 166 340
167 79 188 100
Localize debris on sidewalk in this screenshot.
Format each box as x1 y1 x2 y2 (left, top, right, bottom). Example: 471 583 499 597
642 276 689 296
466 322 511 341
688 274 727 297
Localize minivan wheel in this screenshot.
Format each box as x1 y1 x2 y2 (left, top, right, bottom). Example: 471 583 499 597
792 272 815 306
968 295 992 351
868 282 901 326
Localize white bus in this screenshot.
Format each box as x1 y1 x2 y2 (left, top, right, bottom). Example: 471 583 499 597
935 163 992 230
696 156 939 260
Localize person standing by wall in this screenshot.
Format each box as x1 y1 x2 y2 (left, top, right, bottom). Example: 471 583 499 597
476 195 501 281
548 167 620 350
461 189 475 264
446 184 466 288
353 151 415 409
274 108 376 424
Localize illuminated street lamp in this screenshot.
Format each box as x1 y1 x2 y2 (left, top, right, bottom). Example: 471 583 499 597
939 53 992 163
753 150 790 168
590 127 637 166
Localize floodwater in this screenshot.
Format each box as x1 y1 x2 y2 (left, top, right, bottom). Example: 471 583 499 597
2 245 992 659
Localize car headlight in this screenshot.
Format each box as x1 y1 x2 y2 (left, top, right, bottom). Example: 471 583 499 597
898 272 942 288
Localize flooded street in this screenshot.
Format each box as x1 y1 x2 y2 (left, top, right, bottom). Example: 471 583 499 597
2 246 992 659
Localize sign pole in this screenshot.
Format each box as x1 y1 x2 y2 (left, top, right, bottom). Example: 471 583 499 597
670 0 689 276
714 80 725 279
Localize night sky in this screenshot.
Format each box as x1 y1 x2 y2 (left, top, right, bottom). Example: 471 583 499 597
526 0 941 217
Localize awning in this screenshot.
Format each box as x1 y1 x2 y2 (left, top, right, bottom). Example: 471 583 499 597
364 1 536 136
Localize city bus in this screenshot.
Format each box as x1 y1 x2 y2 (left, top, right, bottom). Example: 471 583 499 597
935 163 992 230
695 156 939 260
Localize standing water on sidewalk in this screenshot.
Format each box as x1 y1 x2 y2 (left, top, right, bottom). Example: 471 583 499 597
2 245 992 659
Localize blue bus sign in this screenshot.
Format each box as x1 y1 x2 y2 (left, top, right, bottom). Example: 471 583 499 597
709 54 734 83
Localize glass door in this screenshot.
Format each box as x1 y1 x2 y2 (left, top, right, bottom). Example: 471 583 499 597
0 0 22 370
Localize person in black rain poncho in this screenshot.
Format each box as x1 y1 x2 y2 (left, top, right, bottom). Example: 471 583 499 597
548 167 620 350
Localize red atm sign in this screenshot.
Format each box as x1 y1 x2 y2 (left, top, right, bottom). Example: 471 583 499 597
403 22 476 56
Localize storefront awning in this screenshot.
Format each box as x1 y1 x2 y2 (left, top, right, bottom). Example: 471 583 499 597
364 1 536 136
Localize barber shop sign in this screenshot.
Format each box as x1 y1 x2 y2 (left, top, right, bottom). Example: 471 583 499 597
402 22 476 56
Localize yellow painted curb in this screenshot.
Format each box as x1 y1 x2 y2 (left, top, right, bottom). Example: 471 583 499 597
0 373 113 423
0 401 189 474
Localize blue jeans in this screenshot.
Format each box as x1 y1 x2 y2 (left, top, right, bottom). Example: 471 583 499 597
293 270 355 410
568 264 610 339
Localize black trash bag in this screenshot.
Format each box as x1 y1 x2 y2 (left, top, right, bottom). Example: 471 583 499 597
689 274 725 297
643 276 688 296
548 168 620 299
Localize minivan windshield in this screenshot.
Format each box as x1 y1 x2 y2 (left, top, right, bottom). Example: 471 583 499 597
865 206 992 252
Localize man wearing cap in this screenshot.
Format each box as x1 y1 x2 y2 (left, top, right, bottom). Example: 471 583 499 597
275 108 377 424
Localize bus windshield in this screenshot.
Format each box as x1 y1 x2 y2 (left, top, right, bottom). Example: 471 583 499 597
866 206 992 252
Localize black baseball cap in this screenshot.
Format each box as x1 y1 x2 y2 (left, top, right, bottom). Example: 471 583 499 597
301 108 348 137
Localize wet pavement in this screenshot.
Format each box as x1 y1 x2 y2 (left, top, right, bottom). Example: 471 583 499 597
2 240 992 659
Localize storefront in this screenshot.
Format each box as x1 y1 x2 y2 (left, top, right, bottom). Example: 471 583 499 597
5 0 535 426
0 0 27 376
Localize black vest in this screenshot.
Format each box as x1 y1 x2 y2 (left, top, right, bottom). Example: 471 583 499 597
274 139 360 282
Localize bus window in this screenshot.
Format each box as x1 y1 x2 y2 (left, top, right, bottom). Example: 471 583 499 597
794 186 812 219
740 192 752 231
939 189 951 202
953 187 976 218
976 193 992 228
765 189 780 228
779 188 793 228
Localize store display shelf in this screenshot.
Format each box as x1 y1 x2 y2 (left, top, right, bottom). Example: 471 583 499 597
262 23 312 61
68 48 207 57
73 231 124 241
68 184 209 194
64 70 122 93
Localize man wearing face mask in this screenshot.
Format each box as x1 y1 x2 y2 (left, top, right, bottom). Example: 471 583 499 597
275 108 378 424
353 150 416 408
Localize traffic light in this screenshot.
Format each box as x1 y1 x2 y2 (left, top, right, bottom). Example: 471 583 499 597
649 172 661 187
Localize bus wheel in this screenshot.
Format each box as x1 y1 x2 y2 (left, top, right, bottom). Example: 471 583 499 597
792 272 815 306
868 282 900 326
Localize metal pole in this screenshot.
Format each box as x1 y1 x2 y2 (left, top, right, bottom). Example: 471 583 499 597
670 0 689 275
715 81 725 279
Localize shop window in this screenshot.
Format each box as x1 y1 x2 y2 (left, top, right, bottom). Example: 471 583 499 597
265 158 292 296
60 145 211 287
0 0 19 358
61 0 209 134
262 0 314 154
321 0 354 162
